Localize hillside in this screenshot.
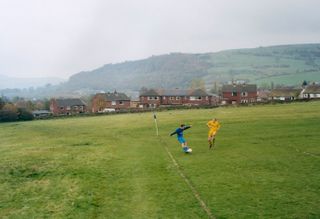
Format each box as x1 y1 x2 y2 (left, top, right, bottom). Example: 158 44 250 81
64 53 212 91
1 43 320 98
65 43 320 92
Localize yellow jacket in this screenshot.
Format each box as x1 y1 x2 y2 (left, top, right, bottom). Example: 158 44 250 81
207 120 220 131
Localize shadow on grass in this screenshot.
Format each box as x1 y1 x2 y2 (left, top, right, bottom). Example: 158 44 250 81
8 166 49 179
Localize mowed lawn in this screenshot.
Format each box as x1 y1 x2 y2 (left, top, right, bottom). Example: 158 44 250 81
0 102 319 218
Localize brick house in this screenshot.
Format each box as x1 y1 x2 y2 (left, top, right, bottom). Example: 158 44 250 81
91 91 131 112
270 88 302 101
139 88 213 108
50 98 87 115
222 84 257 104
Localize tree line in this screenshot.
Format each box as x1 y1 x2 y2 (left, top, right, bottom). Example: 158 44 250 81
0 97 50 122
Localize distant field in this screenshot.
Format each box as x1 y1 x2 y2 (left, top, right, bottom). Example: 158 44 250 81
0 102 319 218
254 71 320 86
208 48 320 86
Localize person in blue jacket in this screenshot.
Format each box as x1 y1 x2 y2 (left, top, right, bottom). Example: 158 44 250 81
170 124 192 153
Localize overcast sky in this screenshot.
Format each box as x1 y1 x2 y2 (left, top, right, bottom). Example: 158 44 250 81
1 0 320 79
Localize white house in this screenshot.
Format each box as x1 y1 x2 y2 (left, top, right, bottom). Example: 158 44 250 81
270 88 302 101
301 84 320 99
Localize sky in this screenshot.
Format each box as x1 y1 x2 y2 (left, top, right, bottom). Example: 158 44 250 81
1 0 320 79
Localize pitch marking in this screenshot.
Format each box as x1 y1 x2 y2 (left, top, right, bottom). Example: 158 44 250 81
295 148 319 158
159 137 215 219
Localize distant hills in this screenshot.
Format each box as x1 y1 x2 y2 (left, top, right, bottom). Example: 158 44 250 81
64 43 320 92
1 43 320 98
0 75 65 89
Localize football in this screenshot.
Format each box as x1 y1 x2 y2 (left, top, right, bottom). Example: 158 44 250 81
187 148 192 153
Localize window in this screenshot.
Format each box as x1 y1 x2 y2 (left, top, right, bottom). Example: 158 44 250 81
111 101 116 105
176 96 180 100
170 97 175 100
147 96 159 100
119 101 124 105
163 96 166 100
241 99 248 103
241 92 248 97
73 106 78 110
232 92 237 96
190 96 202 100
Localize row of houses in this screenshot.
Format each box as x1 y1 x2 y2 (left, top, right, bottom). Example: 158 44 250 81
47 84 320 116
139 88 219 108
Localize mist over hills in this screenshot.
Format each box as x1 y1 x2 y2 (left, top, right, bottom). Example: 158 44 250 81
65 53 211 91
1 43 320 98
0 75 65 89
64 43 320 91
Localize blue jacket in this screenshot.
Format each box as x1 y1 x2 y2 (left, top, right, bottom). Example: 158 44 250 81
170 125 191 137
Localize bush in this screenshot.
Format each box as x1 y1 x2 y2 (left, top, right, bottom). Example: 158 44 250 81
17 108 34 121
0 110 18 122
0 97 5 110
0 108 34 122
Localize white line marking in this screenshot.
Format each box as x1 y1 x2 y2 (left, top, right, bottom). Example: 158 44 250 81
295 148 319 158
303 151 319 158
163 144 215 219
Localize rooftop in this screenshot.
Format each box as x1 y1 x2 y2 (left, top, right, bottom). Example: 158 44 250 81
55 98 87 107
222 84 257 92
140 88 210 96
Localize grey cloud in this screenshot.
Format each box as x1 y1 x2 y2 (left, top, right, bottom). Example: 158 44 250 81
0 0 319 78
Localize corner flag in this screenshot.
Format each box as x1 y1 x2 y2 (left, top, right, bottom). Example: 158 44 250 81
153 112 159 136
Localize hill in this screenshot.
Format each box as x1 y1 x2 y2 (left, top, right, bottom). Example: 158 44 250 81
1 43 320 98
0 102 319 218
64 43 320 92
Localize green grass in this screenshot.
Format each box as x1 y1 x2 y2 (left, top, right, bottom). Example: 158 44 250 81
1 102 320 218
254 71 320 86
207 45 320 86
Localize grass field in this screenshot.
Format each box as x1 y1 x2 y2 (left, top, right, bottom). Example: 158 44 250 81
0 102 320 218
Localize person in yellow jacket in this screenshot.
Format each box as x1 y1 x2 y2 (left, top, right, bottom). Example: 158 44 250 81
207 118 220 149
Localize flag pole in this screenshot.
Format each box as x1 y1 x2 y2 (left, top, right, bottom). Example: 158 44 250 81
153 111 159 136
